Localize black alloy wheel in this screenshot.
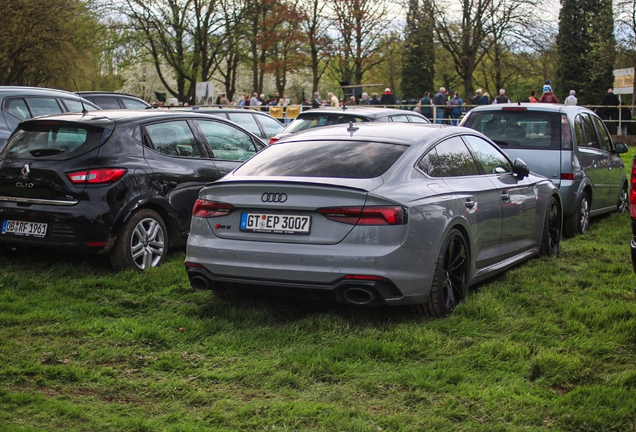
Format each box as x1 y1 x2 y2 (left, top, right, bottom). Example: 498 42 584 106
540 195 560 257
415 228 469 317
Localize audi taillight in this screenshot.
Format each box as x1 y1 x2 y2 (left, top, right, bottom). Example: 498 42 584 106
318 206 406 225
630 158 636 218
561 114 572 149
66 168 127 185
193 199 234 218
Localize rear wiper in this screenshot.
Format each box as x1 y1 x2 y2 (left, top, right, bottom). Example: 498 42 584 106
29 148 65 157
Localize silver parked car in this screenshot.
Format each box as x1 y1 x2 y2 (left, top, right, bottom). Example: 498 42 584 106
460 103 628 237
184 123 562 317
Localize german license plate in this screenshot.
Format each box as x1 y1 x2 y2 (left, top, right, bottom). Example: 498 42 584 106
240 213 311 234
1 220 48 238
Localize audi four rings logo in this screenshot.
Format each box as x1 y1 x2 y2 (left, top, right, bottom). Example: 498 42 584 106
261 193 287 203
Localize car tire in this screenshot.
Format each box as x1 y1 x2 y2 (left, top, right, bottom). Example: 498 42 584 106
617 183 628 214
565 191 590 237
540 195 560 257
109 209 168 272
414 228 469 318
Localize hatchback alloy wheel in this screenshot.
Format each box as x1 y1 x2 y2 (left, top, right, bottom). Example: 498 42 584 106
579 195 590 234
618 184 628 214
130 217 166 270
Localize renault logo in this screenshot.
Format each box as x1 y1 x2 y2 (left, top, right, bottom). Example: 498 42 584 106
21 163 30 179
261 193 287 203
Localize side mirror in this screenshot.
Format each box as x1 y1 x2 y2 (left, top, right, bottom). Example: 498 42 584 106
512 158 530 178
615 142 629 154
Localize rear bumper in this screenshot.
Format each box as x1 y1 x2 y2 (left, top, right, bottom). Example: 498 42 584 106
186 266 423 306
0 202 114 254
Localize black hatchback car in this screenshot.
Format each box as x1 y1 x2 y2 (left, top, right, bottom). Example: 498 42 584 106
0 110 265 271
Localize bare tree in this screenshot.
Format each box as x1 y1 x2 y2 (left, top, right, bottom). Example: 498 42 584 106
299 0 334 92
115 0 225 103
329 0 393 85
430 0 541 101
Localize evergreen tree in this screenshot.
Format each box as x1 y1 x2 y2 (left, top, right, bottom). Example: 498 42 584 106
401 0 435 99
557 0 615 105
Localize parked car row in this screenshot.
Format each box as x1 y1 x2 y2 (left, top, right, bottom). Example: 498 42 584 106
0 87 630 316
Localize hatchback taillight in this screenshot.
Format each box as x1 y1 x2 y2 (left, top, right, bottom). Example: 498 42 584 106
268 137 280 145
66 168 127 185
630 159 636 218
318 206 406 225
193 199 234 218
561 114 572 149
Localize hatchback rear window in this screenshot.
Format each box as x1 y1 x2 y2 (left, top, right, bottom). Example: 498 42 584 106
463 110 562 150
5 122 108 157
284 114 367 134
234 141 408 178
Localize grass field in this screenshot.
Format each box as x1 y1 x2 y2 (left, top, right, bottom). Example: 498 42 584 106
1 155 635 431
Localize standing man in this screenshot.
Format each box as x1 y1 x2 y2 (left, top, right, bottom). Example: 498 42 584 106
380 88 396 106
565 90 578 105
601 88 620 134
370 93 380 105
433 87 447 124
539 85 559 103
471 89 482 106
311 92 322 109
493 89 511 104
328 92 339 107
249 92 260 107
359 93 371 105
420 92 433 120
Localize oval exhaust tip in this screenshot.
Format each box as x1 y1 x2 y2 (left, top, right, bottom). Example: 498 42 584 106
190 275 211 291
342 287 376 305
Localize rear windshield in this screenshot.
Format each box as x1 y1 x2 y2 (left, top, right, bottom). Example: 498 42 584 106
234 141 408 178
284 114 368 134
463 110 562 150
4 122 108 157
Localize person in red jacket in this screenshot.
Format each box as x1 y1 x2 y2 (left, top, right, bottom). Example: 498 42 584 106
539 85 559 103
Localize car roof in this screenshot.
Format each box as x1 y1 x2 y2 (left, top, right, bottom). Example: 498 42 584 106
277 121 451 145
19 109 263 127
468 102 594 114
296 106 424 119
165 106 276 116
0 86 93 99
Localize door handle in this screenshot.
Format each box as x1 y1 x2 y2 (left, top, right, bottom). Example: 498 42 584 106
501 192 510 202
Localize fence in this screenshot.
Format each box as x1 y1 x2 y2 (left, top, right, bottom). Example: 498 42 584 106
204 103 636 134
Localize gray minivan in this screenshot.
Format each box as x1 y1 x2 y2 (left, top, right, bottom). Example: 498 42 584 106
0 86 100 151
460 103 628 236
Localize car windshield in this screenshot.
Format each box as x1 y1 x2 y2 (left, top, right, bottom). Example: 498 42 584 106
4 122 107 157
234 140 408 178
284 114 367 134
463 110 562 150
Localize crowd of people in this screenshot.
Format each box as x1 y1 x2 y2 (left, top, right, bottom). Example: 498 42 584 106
149 82 633 134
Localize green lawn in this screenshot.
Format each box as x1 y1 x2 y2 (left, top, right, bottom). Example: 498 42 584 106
0 155 635 431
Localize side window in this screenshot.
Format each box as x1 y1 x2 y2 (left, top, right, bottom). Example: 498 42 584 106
91 97 121 109
389 115 410 122
3 98 31 121
417 149 439 177
122 98 149 109
146 120 201 158
463 135 512 174
429 136 481 177
25 98 63 117
255 114 284 138
408 115 428 123
227 112 261 136
590 114 612 151
574 115 585 148
196 120 257 160
63 99 100 112
580 113 600 149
